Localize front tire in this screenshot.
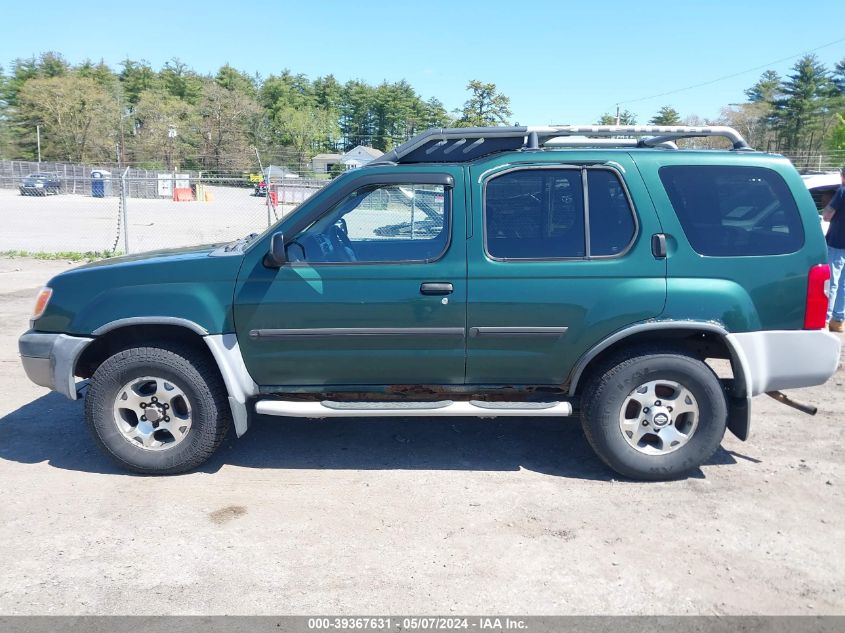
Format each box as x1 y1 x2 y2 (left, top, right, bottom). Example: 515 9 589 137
85 344 231 474
580 348 727 481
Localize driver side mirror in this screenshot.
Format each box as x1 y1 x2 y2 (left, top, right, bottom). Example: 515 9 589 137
264 232 286 268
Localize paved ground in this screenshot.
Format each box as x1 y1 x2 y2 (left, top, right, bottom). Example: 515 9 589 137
0 188 298 254
1 257 844 615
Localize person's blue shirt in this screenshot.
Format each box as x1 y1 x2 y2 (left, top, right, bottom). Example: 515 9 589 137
827 186 845 249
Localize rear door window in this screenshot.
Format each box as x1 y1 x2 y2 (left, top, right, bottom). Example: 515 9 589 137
659 165 804 256
485 169 585 259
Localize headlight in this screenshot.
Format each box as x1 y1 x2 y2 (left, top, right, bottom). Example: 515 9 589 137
32 287 53 320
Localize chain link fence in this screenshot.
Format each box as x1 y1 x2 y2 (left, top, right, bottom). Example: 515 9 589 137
778 150 845 173
0 165 327 255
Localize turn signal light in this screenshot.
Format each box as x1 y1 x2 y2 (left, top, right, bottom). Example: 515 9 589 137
32 287 53 321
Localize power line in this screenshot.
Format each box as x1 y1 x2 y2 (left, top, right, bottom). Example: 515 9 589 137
618 36 845 106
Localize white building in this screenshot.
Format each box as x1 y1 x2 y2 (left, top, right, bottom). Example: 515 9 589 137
310 146 384 174
340 145 384 169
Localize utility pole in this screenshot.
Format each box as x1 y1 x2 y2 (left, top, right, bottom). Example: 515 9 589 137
36 125 42 169
615 104 621 126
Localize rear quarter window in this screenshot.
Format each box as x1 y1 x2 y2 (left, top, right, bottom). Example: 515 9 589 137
658 165 804 256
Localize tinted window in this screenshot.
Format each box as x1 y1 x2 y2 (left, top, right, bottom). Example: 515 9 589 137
485 169 585 259
588 170 636 256
290 184 448 263
659 166 804 256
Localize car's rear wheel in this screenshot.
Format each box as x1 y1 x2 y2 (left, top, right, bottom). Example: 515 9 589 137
85 344 230 474
580 347 727 481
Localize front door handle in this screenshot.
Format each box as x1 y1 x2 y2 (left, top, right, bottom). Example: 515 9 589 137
420 282 453 296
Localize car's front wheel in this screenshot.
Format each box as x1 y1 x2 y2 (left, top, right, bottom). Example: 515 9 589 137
85 344 231 474
580 347 727 481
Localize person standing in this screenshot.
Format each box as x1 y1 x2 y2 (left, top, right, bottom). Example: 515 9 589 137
822 166 845 332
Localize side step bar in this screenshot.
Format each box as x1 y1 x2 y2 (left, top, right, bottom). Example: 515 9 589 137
254 399 573 418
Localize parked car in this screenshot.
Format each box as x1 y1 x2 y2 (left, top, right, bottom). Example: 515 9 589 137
19 125 841 480
20 172 61 196
802 171 842 234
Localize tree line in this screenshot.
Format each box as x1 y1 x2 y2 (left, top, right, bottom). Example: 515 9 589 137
1 51 844 175
596 54 845 158
0 53 518 175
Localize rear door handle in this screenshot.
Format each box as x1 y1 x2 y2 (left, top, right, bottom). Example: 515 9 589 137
420 282 453 296
651 233 668 258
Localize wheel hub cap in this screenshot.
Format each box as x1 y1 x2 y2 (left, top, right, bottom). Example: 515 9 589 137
650 409 671 427
144 405 163 422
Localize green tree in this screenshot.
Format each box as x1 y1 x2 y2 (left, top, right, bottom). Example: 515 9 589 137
260 70 315 112
827 113 845 150
119 59 160 105
17 75 120 163
77 59 118 89
832 59 845 94
597 109 637 125
340 79 376 149
313 74 343 114
649 106 682 125
133 90 199 169
772 54 832 152
274 105 339 169
420 97 452 129
38 51 70 78
160 58 205 104
746 70 781 103
3 52 70 107
372 80 422 150
455 80 511 127
215 64 257 97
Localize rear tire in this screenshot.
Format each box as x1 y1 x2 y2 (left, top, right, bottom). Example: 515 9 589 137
85 344 230 474
580 347 727 481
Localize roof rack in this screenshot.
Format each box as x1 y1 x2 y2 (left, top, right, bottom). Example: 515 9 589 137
371 125 752 165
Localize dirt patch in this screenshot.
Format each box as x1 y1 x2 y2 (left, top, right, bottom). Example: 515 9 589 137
209 505 247 524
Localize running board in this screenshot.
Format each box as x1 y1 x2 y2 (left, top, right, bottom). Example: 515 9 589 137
254 399 573 418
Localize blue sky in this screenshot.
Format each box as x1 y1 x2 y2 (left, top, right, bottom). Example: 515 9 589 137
1 0 843 125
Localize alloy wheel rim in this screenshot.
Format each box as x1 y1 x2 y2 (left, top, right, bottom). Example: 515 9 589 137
618 379 699 455
112 376 192 451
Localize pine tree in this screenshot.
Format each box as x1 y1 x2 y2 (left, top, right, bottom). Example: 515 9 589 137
455 80 512 127
649 106 682 125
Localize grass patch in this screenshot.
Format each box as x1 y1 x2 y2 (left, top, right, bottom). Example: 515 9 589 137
0 249 121 262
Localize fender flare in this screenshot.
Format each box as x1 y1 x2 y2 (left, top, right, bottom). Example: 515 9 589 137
91 316 209 336
566 321 752 440
88 318 257 437
566 320 750 397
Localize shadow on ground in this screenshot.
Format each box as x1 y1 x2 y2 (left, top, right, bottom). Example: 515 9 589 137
0 393 736 479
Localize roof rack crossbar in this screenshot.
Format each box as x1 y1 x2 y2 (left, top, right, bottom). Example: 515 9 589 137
371 125 751 165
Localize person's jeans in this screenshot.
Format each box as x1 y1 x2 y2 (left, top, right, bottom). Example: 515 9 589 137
828 246 845 322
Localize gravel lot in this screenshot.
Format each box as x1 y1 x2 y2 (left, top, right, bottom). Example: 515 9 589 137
0 188 296 254
1 256 844 615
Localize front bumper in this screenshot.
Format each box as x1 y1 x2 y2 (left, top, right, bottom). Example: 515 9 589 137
19 330 93 399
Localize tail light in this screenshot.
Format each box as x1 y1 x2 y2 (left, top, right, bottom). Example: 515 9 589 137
804 264 830 329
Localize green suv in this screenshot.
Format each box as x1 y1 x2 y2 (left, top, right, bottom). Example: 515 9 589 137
18 125 842 480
